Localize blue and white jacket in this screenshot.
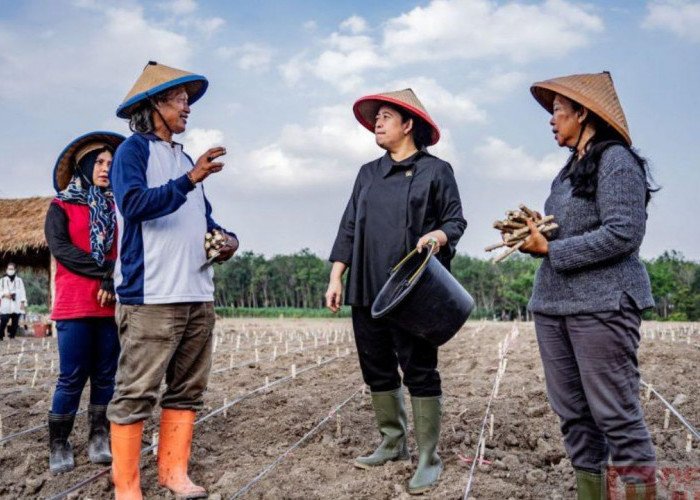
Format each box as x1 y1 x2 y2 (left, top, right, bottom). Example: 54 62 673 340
110 133 233 305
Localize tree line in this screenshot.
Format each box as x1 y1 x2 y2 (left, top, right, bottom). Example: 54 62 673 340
212 249 700 321
21 249 700 321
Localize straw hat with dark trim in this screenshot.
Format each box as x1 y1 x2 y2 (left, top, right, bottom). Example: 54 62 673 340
53 131 126 193
116 61 208 119
353 88 440 146
530 71 631 146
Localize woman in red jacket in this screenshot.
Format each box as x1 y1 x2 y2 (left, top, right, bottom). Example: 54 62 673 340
44 131 125 474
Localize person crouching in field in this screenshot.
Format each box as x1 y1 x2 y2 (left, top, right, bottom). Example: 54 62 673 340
519 72 658 499
326 89 466 495
107 61 238 499
44 131 124 475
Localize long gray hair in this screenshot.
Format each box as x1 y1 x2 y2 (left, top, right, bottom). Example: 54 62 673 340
128 86 185 134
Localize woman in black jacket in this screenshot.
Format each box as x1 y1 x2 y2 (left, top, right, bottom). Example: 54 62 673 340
326 88 466 495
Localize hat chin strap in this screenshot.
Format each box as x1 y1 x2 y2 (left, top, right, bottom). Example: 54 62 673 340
150 98 174 138
569 119 588 157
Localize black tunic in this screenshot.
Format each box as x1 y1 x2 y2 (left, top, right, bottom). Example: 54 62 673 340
330 149 466 306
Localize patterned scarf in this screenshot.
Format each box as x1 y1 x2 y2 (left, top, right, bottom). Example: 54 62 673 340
57 175 115 266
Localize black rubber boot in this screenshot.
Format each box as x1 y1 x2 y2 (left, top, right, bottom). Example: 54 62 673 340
354 388 410 469
48 412 76 475
88 404 112 464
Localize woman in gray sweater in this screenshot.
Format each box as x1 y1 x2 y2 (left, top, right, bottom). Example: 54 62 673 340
520 72 657 499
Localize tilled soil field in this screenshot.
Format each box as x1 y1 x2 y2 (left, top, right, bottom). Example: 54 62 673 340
0 319 698 499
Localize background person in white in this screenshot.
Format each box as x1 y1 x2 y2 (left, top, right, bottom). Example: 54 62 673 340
0 263 27 340
107 61 238 500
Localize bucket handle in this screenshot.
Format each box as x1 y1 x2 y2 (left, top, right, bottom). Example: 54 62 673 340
390 240 438 285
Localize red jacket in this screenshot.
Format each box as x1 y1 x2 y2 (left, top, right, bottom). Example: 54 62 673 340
46 199 117 320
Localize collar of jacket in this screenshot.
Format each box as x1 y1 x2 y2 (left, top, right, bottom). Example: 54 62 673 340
380 148 429 178
138 132 184 148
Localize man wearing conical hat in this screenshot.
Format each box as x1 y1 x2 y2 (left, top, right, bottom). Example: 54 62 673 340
517 72 658 498
107 61 238 500
326 88 466 494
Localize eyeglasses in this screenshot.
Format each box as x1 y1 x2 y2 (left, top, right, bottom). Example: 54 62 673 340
167 96 190 108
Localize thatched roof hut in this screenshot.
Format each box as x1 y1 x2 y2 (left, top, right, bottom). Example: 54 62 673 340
0 197 53 269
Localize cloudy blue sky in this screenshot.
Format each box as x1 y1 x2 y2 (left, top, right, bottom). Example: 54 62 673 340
1 0 699 260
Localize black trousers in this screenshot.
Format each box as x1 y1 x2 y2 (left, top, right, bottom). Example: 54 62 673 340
351 306 441 397
534 294 656 473
0 313 19 339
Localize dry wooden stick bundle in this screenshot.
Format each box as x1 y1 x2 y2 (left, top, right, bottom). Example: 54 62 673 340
485 204 558 263
204 229 226 260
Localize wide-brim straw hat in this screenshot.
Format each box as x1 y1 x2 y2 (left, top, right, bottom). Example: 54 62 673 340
116 61 208 119
530 71 631 146
53 131 126 192
353 88 440 146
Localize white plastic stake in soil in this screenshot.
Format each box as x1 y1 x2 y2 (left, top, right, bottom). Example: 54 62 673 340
489 414 494 440
478 437 486 462
686 433 692 453
672 331 676 342
31 369 38 387
255 349 259 363
34 353 38 368
50 359 55 373
291 364 296 379
345 348 350 356
13 366 17 381
229 354 234 369
646 384 652 401
272 345 277 360
152 432 158 455
0 414 3 439
336 412 342 437
236 334 241 350
265 376 269 388
314 337 318 349
223 398 228 418
663 409 670 429
336 347 340 358
317 356 322 366
285 341 289 354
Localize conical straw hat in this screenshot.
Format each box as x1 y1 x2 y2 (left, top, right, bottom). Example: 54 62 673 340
530 72 631 145
353 88 440 146
116 61 208 118
53 131 126 192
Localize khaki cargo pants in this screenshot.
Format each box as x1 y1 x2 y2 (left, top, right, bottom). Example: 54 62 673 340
107 302 215 424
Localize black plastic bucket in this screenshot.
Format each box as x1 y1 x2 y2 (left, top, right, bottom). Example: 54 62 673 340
371 246 475 346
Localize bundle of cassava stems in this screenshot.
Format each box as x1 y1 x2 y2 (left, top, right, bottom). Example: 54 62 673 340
485 204 558 263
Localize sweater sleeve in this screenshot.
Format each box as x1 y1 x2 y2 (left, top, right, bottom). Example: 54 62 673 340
548 147 647 273
111 136 195 222
44 202 112 279
435 162 467 257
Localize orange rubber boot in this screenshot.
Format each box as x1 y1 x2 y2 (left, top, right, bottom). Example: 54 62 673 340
157 409 207 499
111 421 144 500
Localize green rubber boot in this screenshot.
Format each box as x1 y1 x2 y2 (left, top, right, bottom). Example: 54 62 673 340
354 388 410 469
576 469 605 500
408 396 443 495
624 481 656 500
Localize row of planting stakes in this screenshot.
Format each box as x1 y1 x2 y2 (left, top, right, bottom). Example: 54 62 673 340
643 381 697 453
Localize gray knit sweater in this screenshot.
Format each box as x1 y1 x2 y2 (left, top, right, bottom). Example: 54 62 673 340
528 145 655 315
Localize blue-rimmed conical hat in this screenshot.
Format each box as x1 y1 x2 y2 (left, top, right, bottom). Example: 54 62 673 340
116 61 208 119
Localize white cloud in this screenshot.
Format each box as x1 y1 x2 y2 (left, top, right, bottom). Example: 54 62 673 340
643 0 700 42
302 20 318 32
340 15 369 34
383 0 603 64
0 4 192 101
385 77 487 123
182 128 225 161
473 137 568 181
281 0 603 93
218 43 273 71
158 0 198 15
